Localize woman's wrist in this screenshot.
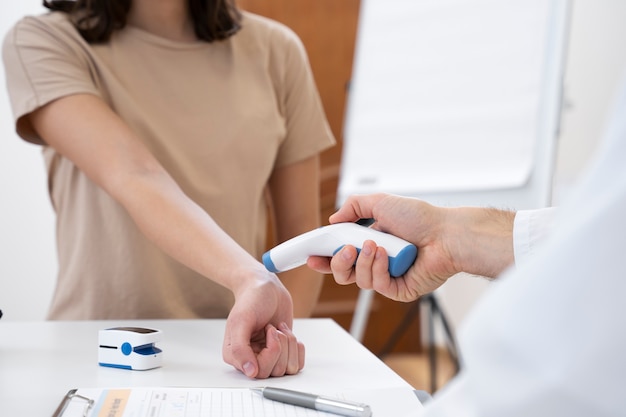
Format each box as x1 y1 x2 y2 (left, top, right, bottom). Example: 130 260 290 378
226 263 284 299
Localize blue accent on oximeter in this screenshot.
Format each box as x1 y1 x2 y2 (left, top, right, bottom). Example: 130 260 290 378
121 342 132 356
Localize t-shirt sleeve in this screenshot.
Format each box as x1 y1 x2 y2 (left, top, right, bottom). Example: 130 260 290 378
2 14 102 144
268 24 336 168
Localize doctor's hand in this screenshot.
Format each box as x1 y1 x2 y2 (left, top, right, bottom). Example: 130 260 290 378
307 193 515 302
222 270 305 379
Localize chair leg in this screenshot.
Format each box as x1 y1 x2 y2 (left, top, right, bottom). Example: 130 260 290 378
350 289 375 342
429 294 461 374
378 293 461 393
427 298 438 393
377 298 421 357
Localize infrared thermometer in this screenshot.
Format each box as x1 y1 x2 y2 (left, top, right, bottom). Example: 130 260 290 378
262 222 417 277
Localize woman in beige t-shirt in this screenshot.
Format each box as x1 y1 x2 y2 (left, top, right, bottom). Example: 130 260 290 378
2 0 335 379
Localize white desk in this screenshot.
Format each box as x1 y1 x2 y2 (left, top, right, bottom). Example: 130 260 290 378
0 318 422 415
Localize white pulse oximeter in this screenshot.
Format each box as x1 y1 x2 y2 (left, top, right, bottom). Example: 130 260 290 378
98 326 163 370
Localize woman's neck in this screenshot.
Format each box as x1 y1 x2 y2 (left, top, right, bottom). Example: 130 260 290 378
127 0 196 42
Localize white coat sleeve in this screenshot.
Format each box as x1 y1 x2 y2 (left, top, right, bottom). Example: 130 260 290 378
512 207 558 265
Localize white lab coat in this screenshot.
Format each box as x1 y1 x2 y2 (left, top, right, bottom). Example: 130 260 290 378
421 79 626 416
513 207 557 265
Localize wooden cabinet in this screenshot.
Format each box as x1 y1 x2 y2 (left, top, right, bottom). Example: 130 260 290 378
239 0 422 355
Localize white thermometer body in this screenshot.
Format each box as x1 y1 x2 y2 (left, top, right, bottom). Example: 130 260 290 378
262 223 417 277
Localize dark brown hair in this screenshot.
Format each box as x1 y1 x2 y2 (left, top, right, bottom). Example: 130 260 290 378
43 0 242 43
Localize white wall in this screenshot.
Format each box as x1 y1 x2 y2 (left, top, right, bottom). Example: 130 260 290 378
555 0 626 189
436 0 626 335
1 1 625 321
0 1 56 321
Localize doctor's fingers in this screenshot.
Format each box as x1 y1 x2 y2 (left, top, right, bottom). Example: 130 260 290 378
353 240 382 290
329 193 384 224
330 245 359 285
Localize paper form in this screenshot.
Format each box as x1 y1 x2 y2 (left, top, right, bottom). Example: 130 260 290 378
56 387 423 417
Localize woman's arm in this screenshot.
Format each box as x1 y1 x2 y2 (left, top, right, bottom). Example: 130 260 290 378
268 154 324 317
28 93 303 378
30 94 257 283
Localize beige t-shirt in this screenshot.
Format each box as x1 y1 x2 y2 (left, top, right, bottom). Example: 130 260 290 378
2 11 335 319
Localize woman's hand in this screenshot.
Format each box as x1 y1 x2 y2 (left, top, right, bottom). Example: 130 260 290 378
222 269 305 378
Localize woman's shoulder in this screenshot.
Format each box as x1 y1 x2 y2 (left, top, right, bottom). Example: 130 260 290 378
9 11 74 35
239 11 302 47
5 11 83 49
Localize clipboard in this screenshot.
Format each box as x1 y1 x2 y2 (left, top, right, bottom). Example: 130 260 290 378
50 386 423 417
53 389 95 417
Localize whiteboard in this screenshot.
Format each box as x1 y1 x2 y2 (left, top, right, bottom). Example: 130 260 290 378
339 0 566 202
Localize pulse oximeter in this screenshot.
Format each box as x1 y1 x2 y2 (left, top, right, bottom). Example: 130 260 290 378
98 326 163 370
